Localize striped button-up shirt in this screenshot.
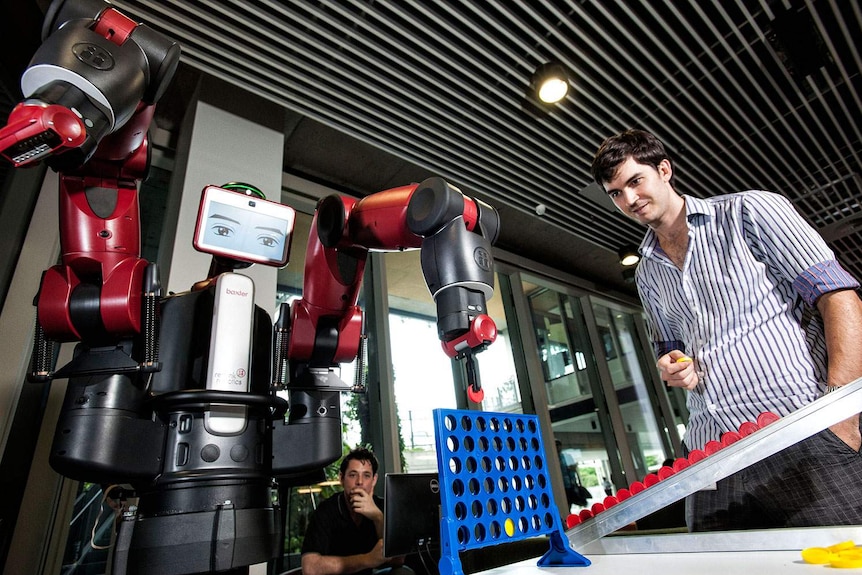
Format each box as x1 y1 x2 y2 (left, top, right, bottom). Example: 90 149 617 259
635 190 859 450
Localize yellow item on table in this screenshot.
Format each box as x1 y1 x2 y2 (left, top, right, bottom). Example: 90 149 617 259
801 541 862 568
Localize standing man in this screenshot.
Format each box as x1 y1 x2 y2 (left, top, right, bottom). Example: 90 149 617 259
590 129 862 531
301 448 410 575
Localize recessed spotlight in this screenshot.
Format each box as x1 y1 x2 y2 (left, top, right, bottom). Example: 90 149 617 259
532 63 569 104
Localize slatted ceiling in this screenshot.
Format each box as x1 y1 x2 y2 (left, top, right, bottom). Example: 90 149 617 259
107 0 861 282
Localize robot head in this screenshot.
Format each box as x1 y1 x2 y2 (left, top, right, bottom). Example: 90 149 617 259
193 183 296 269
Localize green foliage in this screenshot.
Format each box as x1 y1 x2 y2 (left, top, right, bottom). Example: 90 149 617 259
580 466 598 487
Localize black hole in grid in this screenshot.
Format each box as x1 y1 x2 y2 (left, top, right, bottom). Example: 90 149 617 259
463 435 475 452
498 476 509 492
474 523 486 542
452 479 465 496
483 477 495 494
444 415 456 431
479 436 490 452
449 457 462 474
515 496 525 512
460 416 473 432
466 457 477 473
447 437 459 452
481 456 492 472
472 500 483 518
455 502 467 520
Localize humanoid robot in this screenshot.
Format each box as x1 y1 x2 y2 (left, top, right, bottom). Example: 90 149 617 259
0 1 500 574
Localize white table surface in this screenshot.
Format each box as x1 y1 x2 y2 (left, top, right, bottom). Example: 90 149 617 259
477 550 830 575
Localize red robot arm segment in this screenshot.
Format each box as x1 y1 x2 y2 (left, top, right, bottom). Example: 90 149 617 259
0 0 179 351
283 177 500 403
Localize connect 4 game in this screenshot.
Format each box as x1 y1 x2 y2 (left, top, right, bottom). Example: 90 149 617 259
433 408 590 575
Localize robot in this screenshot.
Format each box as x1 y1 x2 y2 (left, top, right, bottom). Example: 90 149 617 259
0 1 500 573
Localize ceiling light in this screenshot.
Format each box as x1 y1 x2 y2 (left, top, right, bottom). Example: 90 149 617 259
618 246 641 267
532 63 569 104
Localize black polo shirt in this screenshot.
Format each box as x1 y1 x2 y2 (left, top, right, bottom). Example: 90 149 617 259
302 491 384 575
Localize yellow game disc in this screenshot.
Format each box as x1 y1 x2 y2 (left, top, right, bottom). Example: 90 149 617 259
829 541 857 552
801 547 832 564
504 518 514 537
830 555 862 569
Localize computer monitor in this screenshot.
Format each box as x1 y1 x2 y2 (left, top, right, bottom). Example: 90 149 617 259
383 472 441 557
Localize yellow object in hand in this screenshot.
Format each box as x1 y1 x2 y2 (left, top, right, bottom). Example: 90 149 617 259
675 356 692 363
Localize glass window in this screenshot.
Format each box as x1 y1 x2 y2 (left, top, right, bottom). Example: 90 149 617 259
522 277 618 512
385 250 456 473
591 299 671 476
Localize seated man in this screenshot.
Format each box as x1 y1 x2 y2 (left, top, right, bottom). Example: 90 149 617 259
301 447 412 575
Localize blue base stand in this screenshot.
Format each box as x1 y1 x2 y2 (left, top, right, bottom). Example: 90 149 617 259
537 530 591 567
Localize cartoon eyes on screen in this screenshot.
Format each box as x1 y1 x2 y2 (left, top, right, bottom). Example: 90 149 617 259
194 185 296 267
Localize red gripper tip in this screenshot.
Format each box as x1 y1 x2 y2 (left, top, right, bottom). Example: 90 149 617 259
467 386 484 403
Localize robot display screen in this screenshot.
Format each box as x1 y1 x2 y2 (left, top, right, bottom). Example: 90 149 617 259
383 472 441 558
193 185 295 266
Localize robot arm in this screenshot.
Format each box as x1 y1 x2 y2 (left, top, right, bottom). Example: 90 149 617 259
0 0 180 363
1 0 179 170
278 177 499 402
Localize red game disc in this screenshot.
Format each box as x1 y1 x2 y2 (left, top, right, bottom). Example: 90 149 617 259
757 412 780 427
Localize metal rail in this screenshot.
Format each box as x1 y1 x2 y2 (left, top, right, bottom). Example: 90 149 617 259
566 376 862 549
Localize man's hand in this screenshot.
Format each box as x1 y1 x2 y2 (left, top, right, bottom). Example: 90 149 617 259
657 350 699 391
347 489 381 521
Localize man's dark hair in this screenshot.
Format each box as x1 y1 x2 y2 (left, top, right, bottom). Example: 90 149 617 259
591 129 673 187
339 447 379 475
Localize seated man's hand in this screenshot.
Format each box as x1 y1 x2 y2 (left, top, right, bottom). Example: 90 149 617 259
347 489 382 521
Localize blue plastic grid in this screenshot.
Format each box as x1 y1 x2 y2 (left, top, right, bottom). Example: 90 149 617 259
433 408 590 575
